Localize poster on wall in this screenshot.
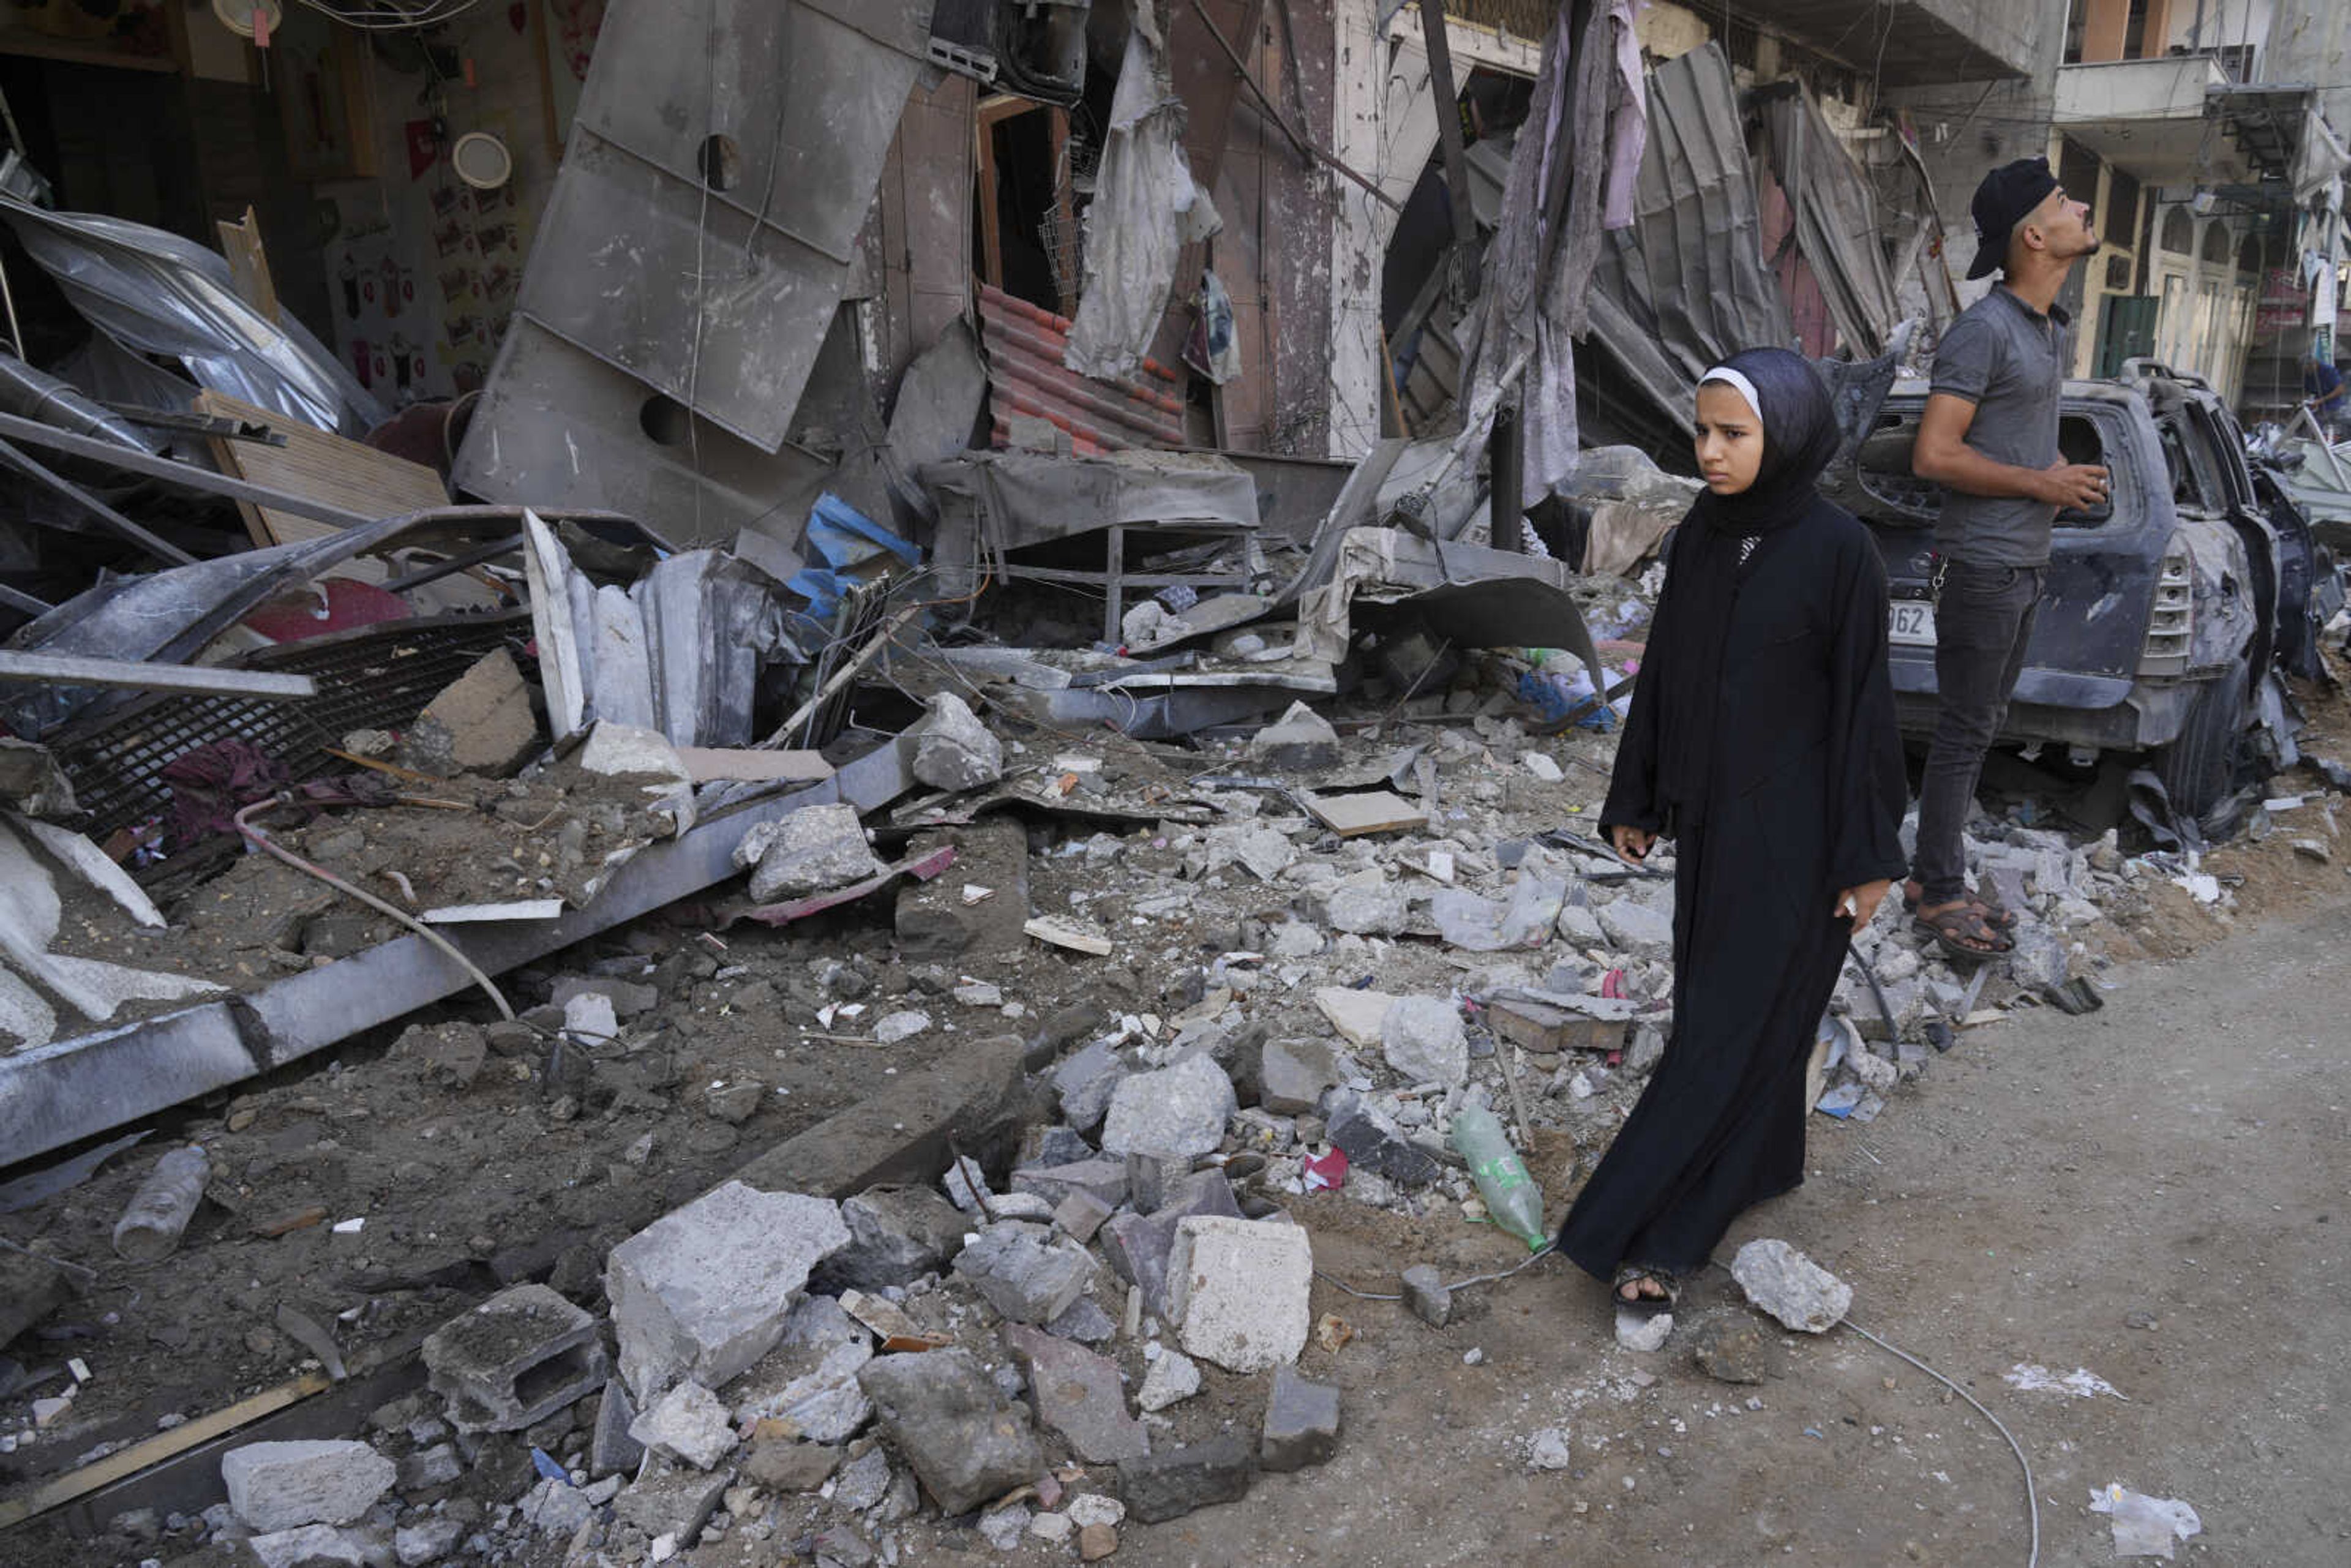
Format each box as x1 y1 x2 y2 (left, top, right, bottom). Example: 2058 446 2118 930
276 7 376 181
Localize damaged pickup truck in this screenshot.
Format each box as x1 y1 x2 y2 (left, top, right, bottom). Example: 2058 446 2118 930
1827 362 2344 817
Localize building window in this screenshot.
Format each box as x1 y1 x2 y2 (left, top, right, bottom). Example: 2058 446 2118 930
2200 220 2233 268
2159 206 2194 255
2107 169 2142 244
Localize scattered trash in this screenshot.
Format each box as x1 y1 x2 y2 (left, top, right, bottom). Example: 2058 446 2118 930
2004 1365 2125 1400
2089 1482 2202 1559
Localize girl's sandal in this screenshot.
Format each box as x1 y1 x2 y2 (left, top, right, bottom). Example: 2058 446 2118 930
1611 1262 1681 1315
1911 901 2013 964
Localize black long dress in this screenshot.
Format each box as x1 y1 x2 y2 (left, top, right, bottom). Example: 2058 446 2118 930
1556 494 1908 1281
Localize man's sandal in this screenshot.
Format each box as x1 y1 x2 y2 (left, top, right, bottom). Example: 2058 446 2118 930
1911 901 2013 964
1611 1263 1680 1315
1903 878 2017 931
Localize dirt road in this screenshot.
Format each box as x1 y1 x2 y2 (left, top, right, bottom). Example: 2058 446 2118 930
1136 890 2351 1567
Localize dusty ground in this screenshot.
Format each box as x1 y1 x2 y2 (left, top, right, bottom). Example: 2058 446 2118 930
4 662 2349 1564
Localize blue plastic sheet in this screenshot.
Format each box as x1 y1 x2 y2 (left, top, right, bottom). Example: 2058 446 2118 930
786 493 922 620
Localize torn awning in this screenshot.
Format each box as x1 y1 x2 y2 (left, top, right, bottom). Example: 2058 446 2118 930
1755 82 1902 359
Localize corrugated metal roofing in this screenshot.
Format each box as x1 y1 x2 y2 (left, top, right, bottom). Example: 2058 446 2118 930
977 283 1189 454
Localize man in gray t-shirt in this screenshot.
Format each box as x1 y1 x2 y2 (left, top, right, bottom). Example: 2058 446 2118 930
1905 157 2108 962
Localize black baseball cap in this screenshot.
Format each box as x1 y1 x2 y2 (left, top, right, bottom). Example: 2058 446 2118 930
1965 157 2060 280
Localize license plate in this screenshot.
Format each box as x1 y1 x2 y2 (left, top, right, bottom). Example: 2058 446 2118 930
1889 602 1937 645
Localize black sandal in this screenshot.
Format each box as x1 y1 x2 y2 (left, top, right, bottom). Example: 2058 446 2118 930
1611 1263 1680 1315
1911 899 2014 964
1904 879 2017 931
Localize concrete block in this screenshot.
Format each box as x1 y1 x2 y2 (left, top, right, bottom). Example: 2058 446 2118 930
629 1379 737 1469
857 1348 1044 1515
1011 1158 1130 1212
1168 1216 1312 1373
912 692 1005 791
1117 1435 1253 1523
733 802 880 902
1401 1264 1451 1327
220 1440 396 1532
1259 1365 1339 1471
246 1524 373 1568
606 1181 849 1400
613 1467 730 1547
1004 1325 1149 1463
953 1226 1095 1324
588 1379 643 1477
397 648 538 778
421 1283 608 1434
1381 996 1467 1086
1098 1171 1240 1321
1259 1038 1338 1116
1100 1054 1235 1159
814 1184 969 1294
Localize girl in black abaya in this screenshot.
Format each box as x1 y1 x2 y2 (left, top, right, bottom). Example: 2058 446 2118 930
1554 348 1908 1315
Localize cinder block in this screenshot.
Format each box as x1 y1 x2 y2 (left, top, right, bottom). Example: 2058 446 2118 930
421 1283 608 1433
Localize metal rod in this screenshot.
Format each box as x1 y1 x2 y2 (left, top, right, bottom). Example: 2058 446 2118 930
1417 0 1480 315
0 437 197 566
0 650 317 699
763 603 921 748
379 533 522 594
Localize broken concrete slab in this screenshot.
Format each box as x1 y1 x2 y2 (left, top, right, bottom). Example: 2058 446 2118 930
1011 1158 1130 1212
397 648 539 779
1005 1325 1149 1463
612 1466 730 1547
1168 1215 1312 1373
1117 1435 1253 1523
1137 1349 1201 1413
953 1226 1096 1324
629 1379 737 1469
1313 986 1397 1048
814 1184 970 1294
735 1338 873 1445
857 1348 1044 1516
1325 1100 1442 1186
1099 1053 1236 1159
221 1439 396 1531
733 802 882 903
1596 899 1674 959
1401 1264 1451 1327
1259 1037 1339 1116
912 692 1005 792
606 1181 849 1400
1324 880 1412 935
421 1282 609 1433
588 1379 644 1477
1730 1238 1851 1333
1246 701 1340 771
244 1523 375 1568
1381 995 1467 1087
1099 1170 1242 1321
1052 1038 1131 1133
1260 1365 1340 1471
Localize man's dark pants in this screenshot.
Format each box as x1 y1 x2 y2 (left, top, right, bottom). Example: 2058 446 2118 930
1911 560 2044 905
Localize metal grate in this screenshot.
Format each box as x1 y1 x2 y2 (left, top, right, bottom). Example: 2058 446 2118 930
50 610 533 843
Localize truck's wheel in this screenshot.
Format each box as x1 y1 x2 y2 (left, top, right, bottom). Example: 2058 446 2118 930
2151 659 2248 819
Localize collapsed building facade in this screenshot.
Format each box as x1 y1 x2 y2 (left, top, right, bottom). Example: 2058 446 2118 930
0 2 2346 1566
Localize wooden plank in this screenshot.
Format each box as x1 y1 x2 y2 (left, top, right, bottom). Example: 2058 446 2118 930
675 748 836 785
1024 915 1112 956
1487 996 1629 1057
213 206 279 322
0 653 316 700
0 1371 331 1530
1304 789 1427 836
192 390 448 550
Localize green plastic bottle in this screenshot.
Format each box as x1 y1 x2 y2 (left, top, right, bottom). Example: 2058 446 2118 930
1449 1104 1547 1251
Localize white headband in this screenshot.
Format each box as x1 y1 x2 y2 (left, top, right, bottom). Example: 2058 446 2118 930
1697 366 1762 421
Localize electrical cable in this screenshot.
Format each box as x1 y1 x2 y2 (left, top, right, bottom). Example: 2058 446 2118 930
1314 1242 1558 1302
1842 1318 2042 1568
292 0 487 31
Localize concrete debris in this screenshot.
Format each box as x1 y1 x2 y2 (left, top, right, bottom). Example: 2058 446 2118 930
1100 1052 1237 1158
1137 1348 1202 1412
1614 1308 1674 1352
612 1467 730 1548
1168 1215 1313 1373
220 1439 397 1532
1005 1324 1150 1462
589 1379 645 1477
1690 1316 1769 1383
912 692 1005 792
1730 1239 1852 1332
1117 1435 1254 1523
857 1348 1045 1516
1259 1037 1340 1116
1324 879 1412 936
1595 899 1674 959
397 648 539 779
629 1379 738 1469
743 1438 841 1493
607 1182 850 1399
1380 995 1468 1087
1401 1264 1452 1328
819 1185 970 1293
1247 702 1341 771
1528 1427 1573 1470
735 803 883 903
1313 986 1397 1048
1259 1365 1340 1471
736 1338 874 1444
954 1225 1097 1324
421 1282 608 1433
245 1523 376 1567
1101 1169 1243 1319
